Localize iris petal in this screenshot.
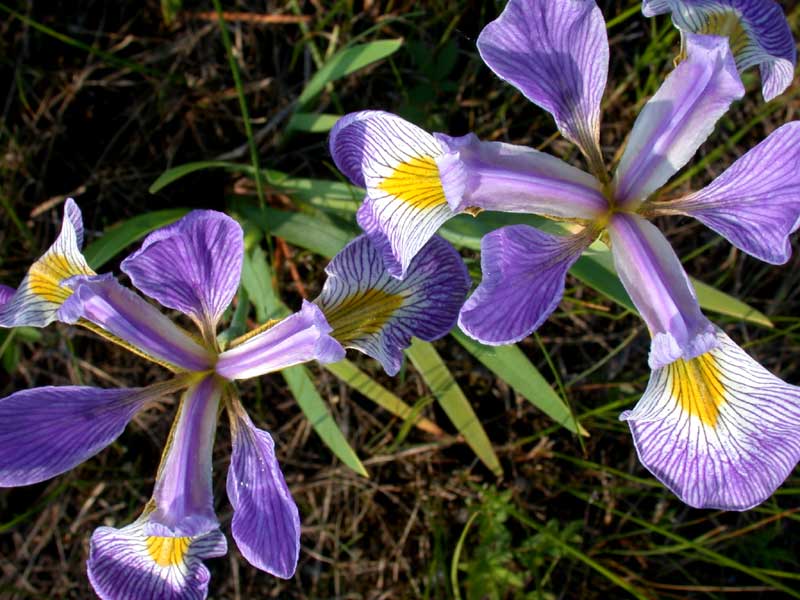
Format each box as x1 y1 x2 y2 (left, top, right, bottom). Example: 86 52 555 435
607 213 717 369
659 121 800 265
623 328 800 510
87 514 227 600
215 300 345 381
147 376 222 538
477 0 609 170
0 198 94 328
58 275 213 372
315 235 469 376
329 110 464 278
643 0 796 101
459 225 591 345
0 385 152 487
122 210 244 334
227 406 300 578
614 34 744 208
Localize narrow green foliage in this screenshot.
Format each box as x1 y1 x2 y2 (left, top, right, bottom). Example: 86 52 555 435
83 209 188 270
406 339 501 476
323 359 443 436
296 39 403 109
452 330 585 435
243 245 367 477
286 113 342 133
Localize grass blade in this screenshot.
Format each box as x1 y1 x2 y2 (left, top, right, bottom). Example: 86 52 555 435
406 339 501 476
451 330 586 436
296 39 403 108
323 359 443 436
242 245 367 476
286 112 341 133
83 209 188 269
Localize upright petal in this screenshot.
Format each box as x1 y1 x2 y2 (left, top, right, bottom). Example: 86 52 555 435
122 211 244 334
622 328 800 510
459 225 592 345
643 0 796 101
58 275 213 372
657 122 800 265
0 386 150 486
227 406 300 579
147 377 222 538
608 214 717 369
477 0 609 170
329 111 465 278
88 514 227 600
614 34 744 208
0 198 94 328
215 300 345 381
435 133 608 219
315 235 469 376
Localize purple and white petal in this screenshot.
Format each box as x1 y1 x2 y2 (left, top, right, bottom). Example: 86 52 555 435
622 327 800 510
330 111 465 278
459 225 591 345
216 300 345 381
88 515 227 600
0 386 149 487
122 210 244 333
147 377 222 538
614 34 744 208
315 234 469 376
643 0 795 101
0 198 94 328
58 275 213 372
227 407 300 578
607 213 717 369
0 285 14 307
659 122 800 265
435 133 608 219
477 0 609 169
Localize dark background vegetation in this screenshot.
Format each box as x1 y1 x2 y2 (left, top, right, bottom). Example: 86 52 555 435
1 1 800 598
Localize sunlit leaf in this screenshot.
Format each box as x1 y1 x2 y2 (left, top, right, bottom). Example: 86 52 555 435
451 330 586 436
406 339 501 476
297 39 403 108
83 209 189 269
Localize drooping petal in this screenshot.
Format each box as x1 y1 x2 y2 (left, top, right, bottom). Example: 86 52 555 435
58 275 213 372
435 133 608 219
0 386 150 487
315 234 469 376
643 0 796 101
121 210 244 333
614 34 745 208
459 225 592 345
215 300 345 381
147 377 222 538
608 213 717 369
227 406 300 579
477 0 609 169
330 110 466 278
0 198 95 328
622 328 800 510
658 122 800 265
87 514 227 600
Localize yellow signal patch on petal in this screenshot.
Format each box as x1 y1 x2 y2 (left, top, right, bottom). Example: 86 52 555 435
146 536 191 567
28 252 94 304
668 353 726 428
323 288 405 344
698 10 749 55
377 156 448 211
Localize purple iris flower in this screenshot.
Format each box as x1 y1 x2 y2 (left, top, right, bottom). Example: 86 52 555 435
328 0 800 510
0 200 469 599
642 0 796 101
